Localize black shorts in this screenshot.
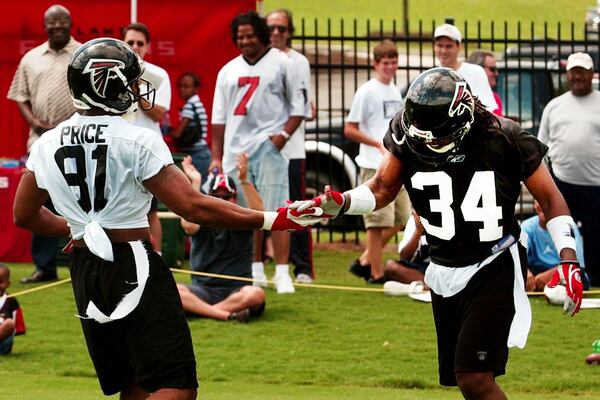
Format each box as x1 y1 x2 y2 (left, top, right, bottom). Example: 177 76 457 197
399 258 429 275
431 244 527 386
70 242 197 395
187 284 242 305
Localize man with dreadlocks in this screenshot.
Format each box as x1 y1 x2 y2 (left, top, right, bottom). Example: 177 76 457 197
290 67 583 400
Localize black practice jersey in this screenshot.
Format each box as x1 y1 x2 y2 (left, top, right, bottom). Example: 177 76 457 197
383 113 547 267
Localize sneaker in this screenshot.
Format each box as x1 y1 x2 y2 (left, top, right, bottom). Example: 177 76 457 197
348 259 371 282
252 271 268 288
295 273 313 284
20 271 58 284
383 280 425 296
367 276 388 285
228 308 250 323
273 274 296 294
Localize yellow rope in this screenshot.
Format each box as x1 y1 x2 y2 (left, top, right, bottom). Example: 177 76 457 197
7 269 600 297
8 278 72 298
170 268 600 296
170 268 384 292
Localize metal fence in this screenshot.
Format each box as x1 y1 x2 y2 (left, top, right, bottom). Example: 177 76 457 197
293 18 600 242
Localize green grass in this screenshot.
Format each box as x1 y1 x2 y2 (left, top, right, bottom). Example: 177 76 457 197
2 248 600 399
263 0 596 38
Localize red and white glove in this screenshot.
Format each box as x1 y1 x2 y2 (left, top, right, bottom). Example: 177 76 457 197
288 185 346 219
547 261 583 316
262 207 324 231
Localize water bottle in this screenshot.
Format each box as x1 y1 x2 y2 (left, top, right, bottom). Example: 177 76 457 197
593 339 600 354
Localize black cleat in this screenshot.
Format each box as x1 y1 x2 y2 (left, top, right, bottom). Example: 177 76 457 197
348 259 371 282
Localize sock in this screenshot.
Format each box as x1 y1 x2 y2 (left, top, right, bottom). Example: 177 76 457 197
275 264 289 277
252 262 265 275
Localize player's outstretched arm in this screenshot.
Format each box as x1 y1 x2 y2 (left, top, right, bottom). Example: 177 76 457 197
524 163 583 316
13 170 70 237
145 165 321 231
290 151 404 218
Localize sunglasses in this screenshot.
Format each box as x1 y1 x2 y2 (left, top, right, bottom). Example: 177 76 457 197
268 24 288 33
126 40 146 47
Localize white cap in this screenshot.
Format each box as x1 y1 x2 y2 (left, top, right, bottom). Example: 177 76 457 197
566 52 593 71
434 23 462 44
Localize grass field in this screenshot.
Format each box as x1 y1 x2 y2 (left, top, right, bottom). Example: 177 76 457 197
2 247 600 399
263 0 597 38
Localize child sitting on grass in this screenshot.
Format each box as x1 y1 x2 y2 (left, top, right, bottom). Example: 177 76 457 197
0 263 26 355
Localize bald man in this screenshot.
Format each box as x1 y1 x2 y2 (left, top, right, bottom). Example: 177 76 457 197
7 4 81 283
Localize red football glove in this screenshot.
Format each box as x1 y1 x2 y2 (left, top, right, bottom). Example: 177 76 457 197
289 185 346 218
547 261 583 316
263 207 324 231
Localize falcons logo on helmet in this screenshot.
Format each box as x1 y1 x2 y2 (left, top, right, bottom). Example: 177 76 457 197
82 58 127 98
448 81 474 117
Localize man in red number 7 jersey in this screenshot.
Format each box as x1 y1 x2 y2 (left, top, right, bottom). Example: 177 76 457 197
210 11 307 294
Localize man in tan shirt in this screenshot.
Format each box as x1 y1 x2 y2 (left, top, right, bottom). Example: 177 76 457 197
7 4 80 283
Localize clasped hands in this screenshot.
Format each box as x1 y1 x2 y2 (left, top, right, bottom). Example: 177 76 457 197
272 186 345 231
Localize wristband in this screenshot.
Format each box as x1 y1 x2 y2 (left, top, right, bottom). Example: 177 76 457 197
279 130 291 140
546 215 577 253
261 211 277 230
344 185 376 215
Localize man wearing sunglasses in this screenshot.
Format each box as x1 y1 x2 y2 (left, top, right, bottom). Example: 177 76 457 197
266 9 315 285
123 22 172 256
176 154 267 322
467 49 503 116
433 23 496 113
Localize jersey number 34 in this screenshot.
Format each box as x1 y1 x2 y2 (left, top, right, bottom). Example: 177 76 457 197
412 171 503 242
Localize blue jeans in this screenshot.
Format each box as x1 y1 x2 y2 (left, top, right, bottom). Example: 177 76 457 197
227 140 289 211
0 332 14 355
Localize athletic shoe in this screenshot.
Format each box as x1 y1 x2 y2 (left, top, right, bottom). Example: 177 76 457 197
228 308 250 323
295 273 313 284
348 259 371 282
383 280 425 296
273 274 296 294
367 276 388 285
252 271 268 288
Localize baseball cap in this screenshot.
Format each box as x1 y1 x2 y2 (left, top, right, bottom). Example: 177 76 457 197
208 173 237 196
566 52 593 71
434 23 462 44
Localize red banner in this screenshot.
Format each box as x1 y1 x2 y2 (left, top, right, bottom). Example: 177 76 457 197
0 0 255 158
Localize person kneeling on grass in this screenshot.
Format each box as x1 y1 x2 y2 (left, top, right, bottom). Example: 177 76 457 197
177 154 266 322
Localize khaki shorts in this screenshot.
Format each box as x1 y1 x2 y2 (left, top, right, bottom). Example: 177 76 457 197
360 168 411 229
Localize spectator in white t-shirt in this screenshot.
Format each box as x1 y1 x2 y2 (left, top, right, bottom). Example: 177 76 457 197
122 22 172 254
433 23 496 112
344 39 411 284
